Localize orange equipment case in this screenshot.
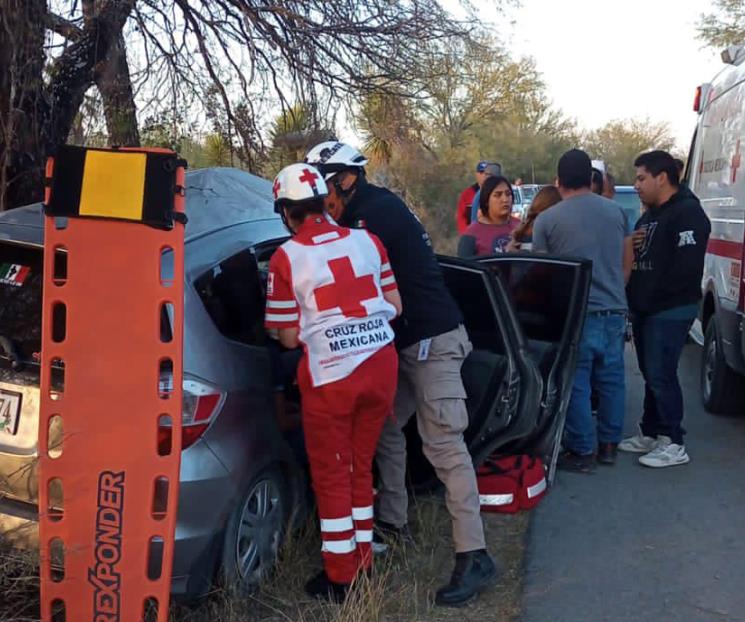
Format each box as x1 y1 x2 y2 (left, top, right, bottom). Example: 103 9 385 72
38 145 187 621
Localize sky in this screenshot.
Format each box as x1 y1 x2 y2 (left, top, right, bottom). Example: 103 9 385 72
503 0 723 148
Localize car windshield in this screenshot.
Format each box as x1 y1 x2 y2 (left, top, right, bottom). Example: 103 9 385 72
0 243 44 365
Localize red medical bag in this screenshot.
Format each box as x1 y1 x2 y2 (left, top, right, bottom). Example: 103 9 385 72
477 455 547 514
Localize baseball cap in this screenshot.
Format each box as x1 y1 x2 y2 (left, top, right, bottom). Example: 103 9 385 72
476 160 490 172
483 162 502 177
557 149 591 187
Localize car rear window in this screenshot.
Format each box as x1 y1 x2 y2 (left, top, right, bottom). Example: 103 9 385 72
0 242 45 365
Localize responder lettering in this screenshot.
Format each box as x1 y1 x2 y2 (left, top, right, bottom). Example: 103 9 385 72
325 317 389 353
88 470 125 622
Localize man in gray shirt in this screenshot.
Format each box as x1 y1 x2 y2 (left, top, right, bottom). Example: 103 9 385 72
533 149 633 472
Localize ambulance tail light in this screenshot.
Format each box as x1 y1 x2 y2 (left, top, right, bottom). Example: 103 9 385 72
158 376 226 452
693 86 703 112
694 83 713 114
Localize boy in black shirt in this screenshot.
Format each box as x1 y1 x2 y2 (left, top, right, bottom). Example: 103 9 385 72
621 151 711 467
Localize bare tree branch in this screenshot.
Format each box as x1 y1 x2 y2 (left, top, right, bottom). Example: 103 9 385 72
46 12 83 40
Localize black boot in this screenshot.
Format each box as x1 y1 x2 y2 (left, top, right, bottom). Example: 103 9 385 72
435 549 498 607
304 570 350 603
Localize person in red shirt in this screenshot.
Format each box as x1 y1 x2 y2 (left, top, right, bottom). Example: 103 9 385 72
455 160 491 233
265 163 402 602
457 175 520 257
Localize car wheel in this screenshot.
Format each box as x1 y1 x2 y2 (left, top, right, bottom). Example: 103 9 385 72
701 317 745 415
222 467 287 595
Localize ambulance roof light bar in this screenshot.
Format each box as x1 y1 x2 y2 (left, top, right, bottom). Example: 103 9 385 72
722 44 745 65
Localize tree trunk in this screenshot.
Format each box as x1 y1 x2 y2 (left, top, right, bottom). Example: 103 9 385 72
0 0 49 210
95 32 140 147
84 0 139 147
47 1 136 147
0 0 137 209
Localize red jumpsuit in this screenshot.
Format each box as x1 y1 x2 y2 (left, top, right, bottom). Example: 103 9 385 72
265 216 399 584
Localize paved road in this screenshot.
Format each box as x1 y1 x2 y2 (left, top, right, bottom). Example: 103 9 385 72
521 344 745 622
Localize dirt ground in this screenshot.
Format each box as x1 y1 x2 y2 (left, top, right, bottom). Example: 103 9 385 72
0 495 528 622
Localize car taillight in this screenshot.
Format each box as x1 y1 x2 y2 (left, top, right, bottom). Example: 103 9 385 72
158 376 225 452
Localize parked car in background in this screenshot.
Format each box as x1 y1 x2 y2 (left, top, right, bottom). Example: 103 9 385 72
613 185 642 230
0 168 591 601
687 45 745 414
512 184 544 220
518 184 544 207
511 185 526 219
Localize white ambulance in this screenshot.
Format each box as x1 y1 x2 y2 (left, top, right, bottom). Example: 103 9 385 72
688 45 745 414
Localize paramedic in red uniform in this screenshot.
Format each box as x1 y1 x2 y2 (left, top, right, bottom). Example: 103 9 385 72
305 141 498 607
265 163 402 603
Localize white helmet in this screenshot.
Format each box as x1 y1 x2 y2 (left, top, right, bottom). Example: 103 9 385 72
304 141 368 180
272 163 328 214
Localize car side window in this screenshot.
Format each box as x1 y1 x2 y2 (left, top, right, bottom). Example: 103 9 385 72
194 249 266 346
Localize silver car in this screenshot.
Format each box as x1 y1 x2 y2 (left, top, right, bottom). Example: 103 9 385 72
0 168 591 601
0 168 306 600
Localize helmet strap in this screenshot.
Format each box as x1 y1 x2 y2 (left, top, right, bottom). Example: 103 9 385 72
279 208 296 236
333 169 362 202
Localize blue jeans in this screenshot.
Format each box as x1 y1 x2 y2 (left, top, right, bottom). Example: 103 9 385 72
564 312 627 455
632 314 692 445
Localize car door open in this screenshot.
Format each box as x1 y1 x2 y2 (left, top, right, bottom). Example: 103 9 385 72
476 254 591 479
404 257 543 490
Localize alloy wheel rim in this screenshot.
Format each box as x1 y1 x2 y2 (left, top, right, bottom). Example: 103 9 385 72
235 477 281 583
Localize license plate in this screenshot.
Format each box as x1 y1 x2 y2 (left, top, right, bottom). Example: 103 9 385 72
0 389 22 436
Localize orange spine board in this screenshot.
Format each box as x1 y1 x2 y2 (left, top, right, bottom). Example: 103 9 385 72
38 150 186 622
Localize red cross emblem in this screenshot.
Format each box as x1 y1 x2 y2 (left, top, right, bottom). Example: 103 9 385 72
272 178 281 199
732 139 741 184
298 168 320 195
314 257 377 318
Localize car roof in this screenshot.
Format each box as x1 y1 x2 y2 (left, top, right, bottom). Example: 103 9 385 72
614 185 637 193
0 167 279 246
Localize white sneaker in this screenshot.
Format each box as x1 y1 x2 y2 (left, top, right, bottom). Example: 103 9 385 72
638 436 690 468
618 428 658 454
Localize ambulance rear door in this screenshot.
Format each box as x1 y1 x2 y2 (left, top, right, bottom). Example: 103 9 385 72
689 63 745 375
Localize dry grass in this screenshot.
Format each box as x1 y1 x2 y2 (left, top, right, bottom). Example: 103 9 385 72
0 540 39 622
172 493 529 622
0 494 529 622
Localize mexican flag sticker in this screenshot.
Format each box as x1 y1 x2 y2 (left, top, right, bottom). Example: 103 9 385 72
0 263 31 287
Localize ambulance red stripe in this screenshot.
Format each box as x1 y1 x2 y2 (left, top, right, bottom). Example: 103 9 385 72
707 238 743 260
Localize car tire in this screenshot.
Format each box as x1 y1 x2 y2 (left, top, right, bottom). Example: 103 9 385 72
222 467 287 595
701 317 745 415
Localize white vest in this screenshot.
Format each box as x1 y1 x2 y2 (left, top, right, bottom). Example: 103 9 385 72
281 228 396 387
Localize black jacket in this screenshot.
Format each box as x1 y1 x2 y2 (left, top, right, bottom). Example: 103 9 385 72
626 186 711 315
339 179 463 348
